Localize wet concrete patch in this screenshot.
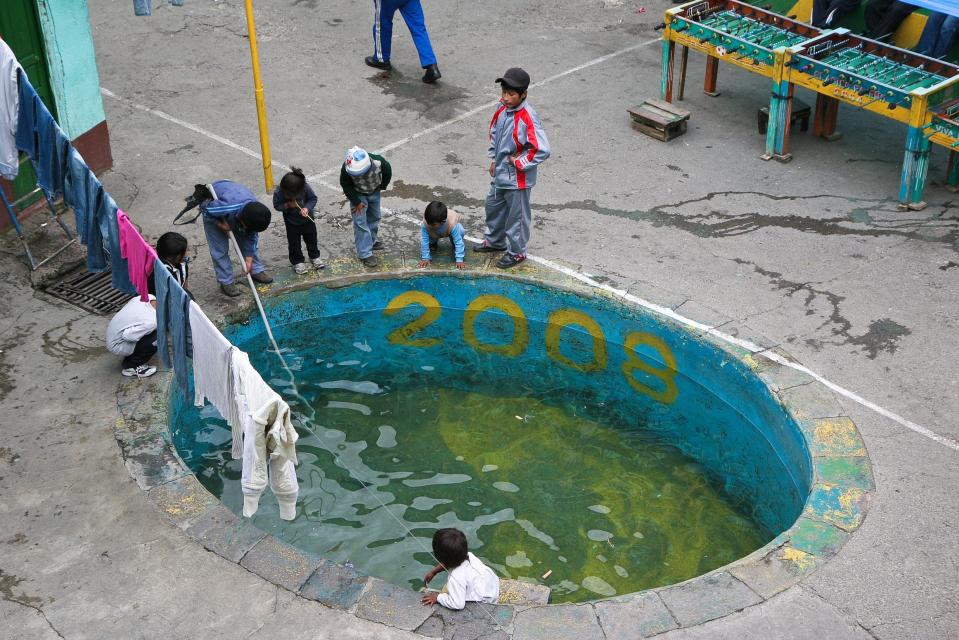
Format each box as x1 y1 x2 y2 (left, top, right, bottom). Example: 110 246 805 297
659 571 762 627
512 604 605 640
368 72 471 123
354 579 434 631
240 536 324 592
416 601 513 640
186 504 266 563
300 559 369 611
594 591 679 638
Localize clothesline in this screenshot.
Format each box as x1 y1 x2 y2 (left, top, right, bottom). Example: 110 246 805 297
5 52 299 521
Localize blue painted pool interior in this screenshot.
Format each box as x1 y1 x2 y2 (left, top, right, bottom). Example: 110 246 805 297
171 274 813 538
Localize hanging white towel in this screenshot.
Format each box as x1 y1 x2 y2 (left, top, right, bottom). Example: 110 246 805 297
0 39 22 180
231 350 299 520
188 301 240 440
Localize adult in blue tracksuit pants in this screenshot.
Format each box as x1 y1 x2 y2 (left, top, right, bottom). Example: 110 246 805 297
195 180 274 297
366 0 441 84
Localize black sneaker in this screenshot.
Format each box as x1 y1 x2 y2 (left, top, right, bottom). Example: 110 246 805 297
251 271 274 284
371 241 385 251
122 364 157 378
495 253 526 269
361 255 380 268
473 241 505 253
422 64 441 84
365 56 392 71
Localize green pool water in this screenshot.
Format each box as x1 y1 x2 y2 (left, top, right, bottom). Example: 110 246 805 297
173 309 771 603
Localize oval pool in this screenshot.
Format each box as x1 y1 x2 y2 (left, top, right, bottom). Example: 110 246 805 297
170 274 812 603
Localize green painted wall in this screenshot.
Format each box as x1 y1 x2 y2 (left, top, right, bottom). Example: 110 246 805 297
35 0 106 139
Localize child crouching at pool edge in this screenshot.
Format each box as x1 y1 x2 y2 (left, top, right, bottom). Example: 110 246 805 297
419 201 466 269
421 528 500 610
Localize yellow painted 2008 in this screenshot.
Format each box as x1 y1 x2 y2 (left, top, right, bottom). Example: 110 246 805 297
545 309 608 373
621 332 678 404
463 295 529 357
383 291 441 347
382 290 679 405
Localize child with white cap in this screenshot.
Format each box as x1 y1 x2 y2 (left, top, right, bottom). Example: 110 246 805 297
339 146 392 267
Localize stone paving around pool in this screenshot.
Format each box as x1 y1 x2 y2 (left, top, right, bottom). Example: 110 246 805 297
112 264 874 639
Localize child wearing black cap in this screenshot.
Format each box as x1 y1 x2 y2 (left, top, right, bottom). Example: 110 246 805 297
272 167 325 275
473 67 551 269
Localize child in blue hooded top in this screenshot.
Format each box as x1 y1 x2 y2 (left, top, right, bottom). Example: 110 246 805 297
418 201 465 269
190 180 273 297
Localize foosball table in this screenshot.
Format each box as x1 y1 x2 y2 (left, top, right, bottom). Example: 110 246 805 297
659 0 959 210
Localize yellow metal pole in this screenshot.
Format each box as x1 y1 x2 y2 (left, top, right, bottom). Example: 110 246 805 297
244 0 274 192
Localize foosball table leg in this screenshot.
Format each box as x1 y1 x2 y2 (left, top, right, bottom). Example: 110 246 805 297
946 150 959 193
704 55 721 97
898 125 930 211
814 95 843 142
679 46 689 101
661 39 676 102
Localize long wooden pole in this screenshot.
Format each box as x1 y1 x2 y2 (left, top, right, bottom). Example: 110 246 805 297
244 0 274 192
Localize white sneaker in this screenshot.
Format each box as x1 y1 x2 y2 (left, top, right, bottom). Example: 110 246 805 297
122 364 157 378
311 257 327 270
293 262 308 274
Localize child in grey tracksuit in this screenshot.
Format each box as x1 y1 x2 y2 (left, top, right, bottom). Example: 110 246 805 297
473 67 550 269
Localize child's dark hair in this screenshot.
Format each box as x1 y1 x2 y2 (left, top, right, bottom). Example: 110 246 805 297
424 201 448 225
280 167 307 199
156 232 188 263
432 528 468 569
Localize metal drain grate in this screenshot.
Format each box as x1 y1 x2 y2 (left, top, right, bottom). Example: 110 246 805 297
45 269 132 315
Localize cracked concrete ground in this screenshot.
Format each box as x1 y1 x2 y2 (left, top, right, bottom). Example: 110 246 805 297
1 0 957 637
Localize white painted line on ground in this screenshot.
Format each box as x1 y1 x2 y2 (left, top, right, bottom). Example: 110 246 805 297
100 88 292 173
307 36 663 181
101 47 959 454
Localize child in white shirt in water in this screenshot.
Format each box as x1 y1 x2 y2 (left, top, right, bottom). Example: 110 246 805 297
421 528 500 610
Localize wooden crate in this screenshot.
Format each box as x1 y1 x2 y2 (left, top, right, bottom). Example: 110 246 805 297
628 99 691 142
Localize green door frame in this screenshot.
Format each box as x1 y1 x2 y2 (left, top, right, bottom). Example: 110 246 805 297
1 0 58 207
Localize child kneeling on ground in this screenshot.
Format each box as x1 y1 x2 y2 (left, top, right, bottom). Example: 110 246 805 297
421 528 499 610
419 201 465 269
273 167 326 274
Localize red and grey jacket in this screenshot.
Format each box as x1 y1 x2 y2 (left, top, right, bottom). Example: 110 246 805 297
488 100 550 190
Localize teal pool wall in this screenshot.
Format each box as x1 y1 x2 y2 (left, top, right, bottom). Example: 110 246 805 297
172 274 813 538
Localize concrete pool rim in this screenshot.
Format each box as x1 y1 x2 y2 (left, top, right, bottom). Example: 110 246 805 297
113 265 874 637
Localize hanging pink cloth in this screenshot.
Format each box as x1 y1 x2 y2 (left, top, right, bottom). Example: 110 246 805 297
117 210 157 302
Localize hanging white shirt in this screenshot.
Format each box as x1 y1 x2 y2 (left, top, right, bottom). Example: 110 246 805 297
0 39 22 180
105 295 157 356
231 349 299 520
437 553 500 610
188 301 240 439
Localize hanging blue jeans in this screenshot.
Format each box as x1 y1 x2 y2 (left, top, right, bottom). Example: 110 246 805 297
916 12 959 59
202 215 265 285
372 0 437 67
15 70 70 200
154 259 192 391
134 0 184 16
352 191 382 259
